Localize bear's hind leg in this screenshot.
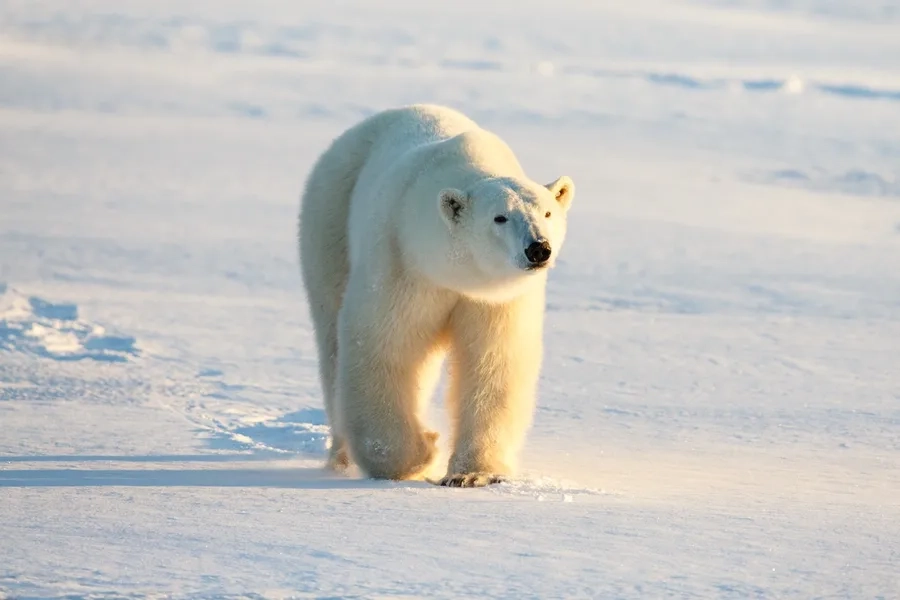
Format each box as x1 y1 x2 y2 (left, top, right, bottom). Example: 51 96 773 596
310 305 351 473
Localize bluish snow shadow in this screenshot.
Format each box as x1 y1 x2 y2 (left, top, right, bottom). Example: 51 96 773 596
0 466 421 490
0 285 139 362
0 453 285 463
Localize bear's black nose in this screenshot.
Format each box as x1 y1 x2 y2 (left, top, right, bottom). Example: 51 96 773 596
525 240 552 265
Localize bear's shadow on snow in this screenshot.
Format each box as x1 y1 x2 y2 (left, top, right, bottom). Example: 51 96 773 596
0 455 416 490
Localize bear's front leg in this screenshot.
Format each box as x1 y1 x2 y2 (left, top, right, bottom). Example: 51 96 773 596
443 292 545 487
335 324 439 481
334 272 450 481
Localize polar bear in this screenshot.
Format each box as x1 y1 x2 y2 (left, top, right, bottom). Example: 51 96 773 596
298 104 574 487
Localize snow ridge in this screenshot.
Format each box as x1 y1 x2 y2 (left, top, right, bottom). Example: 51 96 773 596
0 285 138 363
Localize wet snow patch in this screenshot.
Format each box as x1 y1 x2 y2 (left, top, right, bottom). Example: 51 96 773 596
0 286 138 362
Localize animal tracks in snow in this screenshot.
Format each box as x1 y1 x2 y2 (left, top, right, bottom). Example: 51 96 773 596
183 372 332 457
207 407 332 456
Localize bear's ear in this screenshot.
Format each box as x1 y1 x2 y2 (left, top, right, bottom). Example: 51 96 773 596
438 188 470 227
546 175 575 211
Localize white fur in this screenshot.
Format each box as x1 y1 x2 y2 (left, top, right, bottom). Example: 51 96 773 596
298 104 575 484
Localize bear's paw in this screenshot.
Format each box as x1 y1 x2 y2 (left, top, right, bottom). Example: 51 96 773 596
436 472 508 488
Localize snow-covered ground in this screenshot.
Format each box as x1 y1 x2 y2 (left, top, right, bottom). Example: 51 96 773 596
2 0 899 597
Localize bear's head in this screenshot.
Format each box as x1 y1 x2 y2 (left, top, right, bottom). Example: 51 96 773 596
437 175 575 301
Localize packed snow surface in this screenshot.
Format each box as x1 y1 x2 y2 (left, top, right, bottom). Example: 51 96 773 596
1 0 899 597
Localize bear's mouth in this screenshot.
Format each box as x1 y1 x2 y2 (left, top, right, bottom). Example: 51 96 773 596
523 263 549 272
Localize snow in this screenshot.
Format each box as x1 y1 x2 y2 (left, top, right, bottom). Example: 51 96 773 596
1 0 899 597
1 288 139 362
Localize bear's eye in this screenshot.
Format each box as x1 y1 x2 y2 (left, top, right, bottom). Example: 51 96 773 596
545 211 552 218
494 215 508 224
